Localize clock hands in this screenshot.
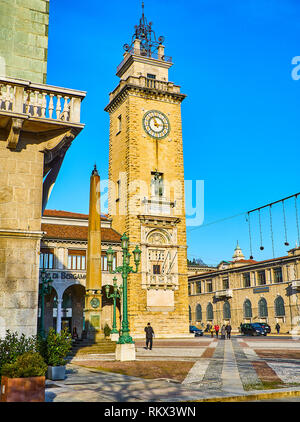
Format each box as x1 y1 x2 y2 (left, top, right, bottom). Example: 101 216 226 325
153 117 163 130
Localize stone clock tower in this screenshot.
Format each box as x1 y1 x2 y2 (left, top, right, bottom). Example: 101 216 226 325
105 5 190 338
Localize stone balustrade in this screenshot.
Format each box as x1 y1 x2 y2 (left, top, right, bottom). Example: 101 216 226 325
108 75 181 103
146 273 178 290
142 196 175 216
0 77 86 125
292 280 300 290
215 289 233 299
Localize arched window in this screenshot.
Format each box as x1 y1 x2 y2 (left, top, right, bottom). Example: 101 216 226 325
223 301 231 319
206 302 213 321
243 299 252 318
196 304 202 322
275 296 285 317
258 297 268 317
189 306 192 322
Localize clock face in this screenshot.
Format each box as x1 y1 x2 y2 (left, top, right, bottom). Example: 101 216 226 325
143 110 170 139
90 297 100 309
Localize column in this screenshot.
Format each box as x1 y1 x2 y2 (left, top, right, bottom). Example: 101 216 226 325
56 298 62 333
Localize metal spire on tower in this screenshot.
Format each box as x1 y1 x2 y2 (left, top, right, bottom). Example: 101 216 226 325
123 1 165 57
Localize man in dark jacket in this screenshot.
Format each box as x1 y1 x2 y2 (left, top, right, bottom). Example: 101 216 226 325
144 322 154 350
225 323 232 339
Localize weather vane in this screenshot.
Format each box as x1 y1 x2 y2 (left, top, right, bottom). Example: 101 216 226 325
123 1 165 57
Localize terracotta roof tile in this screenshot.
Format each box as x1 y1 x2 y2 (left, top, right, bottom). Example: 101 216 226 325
41 223 121 243
43 209 108 220
230 259 258 264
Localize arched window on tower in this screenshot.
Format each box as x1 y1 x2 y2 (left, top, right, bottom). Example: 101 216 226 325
206 302 213 321
274 296 285 317
243 299 252 318
258 297 268 318
196 304 202 322
223 301 231 319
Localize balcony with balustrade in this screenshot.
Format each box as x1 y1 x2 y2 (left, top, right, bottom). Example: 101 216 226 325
215 289 233 299
144 273 178 290
0 76 86 149
142 196 175 217
106 74 183 109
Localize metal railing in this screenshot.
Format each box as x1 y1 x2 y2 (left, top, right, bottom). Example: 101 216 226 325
117 47 172 73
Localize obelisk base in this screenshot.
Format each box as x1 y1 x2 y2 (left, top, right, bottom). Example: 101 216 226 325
84 293 104 342
115 343 136 361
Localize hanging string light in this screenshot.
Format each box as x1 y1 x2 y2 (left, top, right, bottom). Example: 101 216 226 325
282 200 289 246
258 209 264 250
269 205 275 258
246 212 254 259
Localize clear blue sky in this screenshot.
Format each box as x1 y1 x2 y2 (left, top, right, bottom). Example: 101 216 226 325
46 0 300 266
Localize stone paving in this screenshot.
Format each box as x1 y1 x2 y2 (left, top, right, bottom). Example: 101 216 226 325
45 335 300 402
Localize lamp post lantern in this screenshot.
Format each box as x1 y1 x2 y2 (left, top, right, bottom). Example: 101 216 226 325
106 233 141 346
38 269 53 339
104 277 122 337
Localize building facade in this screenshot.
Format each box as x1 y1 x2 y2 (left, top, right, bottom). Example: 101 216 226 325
105 8 190 338
39 210 122 338
0 1 85 338
188 243 300 333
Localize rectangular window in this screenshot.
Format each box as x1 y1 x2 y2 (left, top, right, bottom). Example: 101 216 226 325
243 272 251 288
116 180 121 201
117 115 122 133
40 249 54 269
195 281 201 294
68 250 86 270
207 279 213 293
151 172 164 197
257 270 266 285
274 267 283 283
153 264 161 275
101 254 116 271
222 277 229 290
147 73 156 79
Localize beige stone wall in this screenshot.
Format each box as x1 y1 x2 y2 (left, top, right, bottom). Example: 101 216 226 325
0 133 45 337
107 86 189 338
0 235 40 337
0 136 44 232
0 0 49 83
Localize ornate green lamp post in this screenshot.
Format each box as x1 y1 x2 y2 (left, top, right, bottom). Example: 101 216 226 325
39 269 53 339
104 277 123 335
106 233 141 345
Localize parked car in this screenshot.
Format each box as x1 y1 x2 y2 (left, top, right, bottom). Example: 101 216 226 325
240 323 267 336
189 325 204 337
255 322 271 333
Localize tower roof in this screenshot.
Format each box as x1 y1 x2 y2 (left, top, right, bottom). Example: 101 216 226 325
123 1 165 57
232 241 245 261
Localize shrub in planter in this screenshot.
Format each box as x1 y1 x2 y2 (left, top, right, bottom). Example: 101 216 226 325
42 328 72 380
1 352 47 402
104 324 111 338
0 330 39 377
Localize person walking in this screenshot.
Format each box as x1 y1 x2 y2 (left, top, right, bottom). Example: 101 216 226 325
72 327 79 339
221 325 226 339
214 324 220 338
275 323 280 334
210 325 214 338
225 323 232 339
144 322 154 350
